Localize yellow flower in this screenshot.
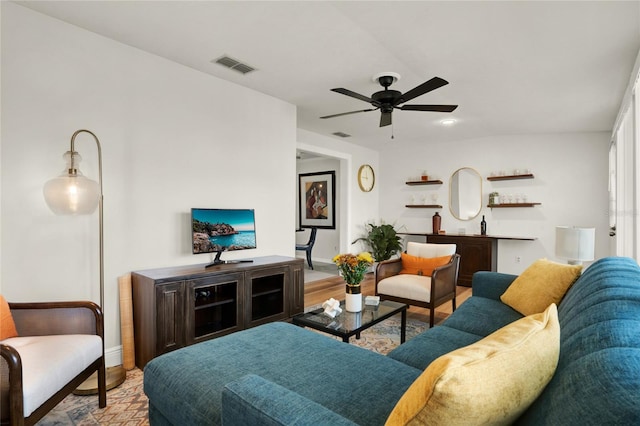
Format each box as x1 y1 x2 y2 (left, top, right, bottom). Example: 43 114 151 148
332 251 373 286
357 252 374 263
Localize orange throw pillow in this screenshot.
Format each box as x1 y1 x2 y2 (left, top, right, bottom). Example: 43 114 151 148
0 295 18 340
400 253 452 277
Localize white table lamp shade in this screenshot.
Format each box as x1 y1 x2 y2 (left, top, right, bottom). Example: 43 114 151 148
556 226 595 263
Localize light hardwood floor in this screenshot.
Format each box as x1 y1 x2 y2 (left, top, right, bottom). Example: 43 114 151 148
304 272 472 324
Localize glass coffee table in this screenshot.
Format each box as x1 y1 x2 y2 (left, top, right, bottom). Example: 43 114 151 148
292 299 407 344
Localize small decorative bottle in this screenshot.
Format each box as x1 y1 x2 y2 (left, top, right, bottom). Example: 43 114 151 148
432 212 441 234
481 215 487 235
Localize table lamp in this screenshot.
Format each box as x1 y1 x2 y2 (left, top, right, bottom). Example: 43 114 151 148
555 226 595 265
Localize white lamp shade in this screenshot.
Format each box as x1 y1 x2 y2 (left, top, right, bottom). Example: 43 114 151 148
43 173 100 215
555 226 595 262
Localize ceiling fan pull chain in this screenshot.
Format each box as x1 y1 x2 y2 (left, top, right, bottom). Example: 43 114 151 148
391 122 395 140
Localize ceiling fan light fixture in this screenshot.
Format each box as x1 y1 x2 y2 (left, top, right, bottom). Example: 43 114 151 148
372 72 400 84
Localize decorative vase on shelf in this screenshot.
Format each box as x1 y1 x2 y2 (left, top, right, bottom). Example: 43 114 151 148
345 285 363 312
432 212 441 234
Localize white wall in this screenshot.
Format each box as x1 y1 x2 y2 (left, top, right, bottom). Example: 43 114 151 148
1 3 297 363
297 129 380 257
296 157 341 263
379 133 610 274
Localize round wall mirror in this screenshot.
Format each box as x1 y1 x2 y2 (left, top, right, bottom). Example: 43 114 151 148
449 167 482 221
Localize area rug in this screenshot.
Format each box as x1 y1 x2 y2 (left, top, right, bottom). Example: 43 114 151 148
37 314 424 425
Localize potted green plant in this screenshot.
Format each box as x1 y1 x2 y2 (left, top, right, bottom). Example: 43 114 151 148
352 222 403 262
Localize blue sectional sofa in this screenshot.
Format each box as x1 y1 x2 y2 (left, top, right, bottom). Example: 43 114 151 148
144 257 640 425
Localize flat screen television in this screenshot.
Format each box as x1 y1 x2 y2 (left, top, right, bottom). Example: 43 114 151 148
191 208 256 267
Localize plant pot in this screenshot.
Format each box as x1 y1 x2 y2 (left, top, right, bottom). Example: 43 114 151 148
345 285 362 313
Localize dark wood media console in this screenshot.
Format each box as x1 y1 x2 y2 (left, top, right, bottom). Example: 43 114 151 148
131 256 304 369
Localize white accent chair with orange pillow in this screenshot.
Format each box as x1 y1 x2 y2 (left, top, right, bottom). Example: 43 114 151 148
0 296 106 426
375 242 460 327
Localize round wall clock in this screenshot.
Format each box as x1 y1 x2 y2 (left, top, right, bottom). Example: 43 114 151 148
357 164 375 192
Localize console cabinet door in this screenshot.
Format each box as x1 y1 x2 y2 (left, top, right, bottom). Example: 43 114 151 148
290 261 305 316
156 281 186 355
245 266 289 327
186 272 244 345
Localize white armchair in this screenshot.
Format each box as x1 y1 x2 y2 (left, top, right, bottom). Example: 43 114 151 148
1 300 106 426
375 242 460 327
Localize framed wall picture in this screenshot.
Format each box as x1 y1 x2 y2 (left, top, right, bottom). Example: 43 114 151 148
298 171 336 229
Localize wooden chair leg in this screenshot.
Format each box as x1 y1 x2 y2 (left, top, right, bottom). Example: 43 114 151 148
429 306 435 328
452 297 457 312
98 360 107 408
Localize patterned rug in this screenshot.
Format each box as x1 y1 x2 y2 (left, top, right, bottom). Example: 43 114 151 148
37 314 425 425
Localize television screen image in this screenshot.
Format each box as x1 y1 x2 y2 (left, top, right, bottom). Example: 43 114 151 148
192 209 257 260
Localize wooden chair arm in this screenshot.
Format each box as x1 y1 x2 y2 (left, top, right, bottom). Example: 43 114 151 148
1 344 24 425
375 258 403 284
431 254 460 302
9 301 103 339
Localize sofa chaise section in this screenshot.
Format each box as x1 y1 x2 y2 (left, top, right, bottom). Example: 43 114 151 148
144 321 421 426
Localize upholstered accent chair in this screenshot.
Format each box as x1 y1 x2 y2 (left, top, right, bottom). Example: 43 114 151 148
1 300 106 426
295 227 317 269
375 242 460 327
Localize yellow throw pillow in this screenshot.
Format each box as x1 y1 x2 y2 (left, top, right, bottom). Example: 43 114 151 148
385 303 560 426
0 295 18 340
400 253 451 277
500 258 582 316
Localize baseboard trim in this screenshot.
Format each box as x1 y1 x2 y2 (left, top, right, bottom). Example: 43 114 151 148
106 345 123 368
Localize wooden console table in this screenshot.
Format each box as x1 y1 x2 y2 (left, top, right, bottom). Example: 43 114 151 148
399 233 535 287
131 256 304 368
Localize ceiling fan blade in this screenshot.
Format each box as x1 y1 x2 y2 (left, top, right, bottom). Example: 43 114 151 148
320 108 376 119
380 111 392 127
331 88 379 105
394 77 449 106
400 104 458 112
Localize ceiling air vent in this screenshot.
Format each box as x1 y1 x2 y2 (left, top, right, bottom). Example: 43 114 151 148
213 55 256 75
332 132 351 138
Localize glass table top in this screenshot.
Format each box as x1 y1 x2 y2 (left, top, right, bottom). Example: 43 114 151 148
293 299 406 335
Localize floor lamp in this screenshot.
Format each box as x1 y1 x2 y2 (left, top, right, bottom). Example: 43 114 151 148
43 129 126 393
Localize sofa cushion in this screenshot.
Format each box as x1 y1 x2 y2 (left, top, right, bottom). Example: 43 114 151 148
144 322 421 426
387 326 483 370
0 295 18 340
440 296 523 336
386 304 560 426
500 258 582 315
222 374 358 426
2 334 102 417
399 253 451 277
517 256 640 425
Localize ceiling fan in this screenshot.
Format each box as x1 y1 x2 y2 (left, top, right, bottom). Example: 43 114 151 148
320 73 458 127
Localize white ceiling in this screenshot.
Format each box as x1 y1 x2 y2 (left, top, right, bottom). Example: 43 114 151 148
16 1 640 150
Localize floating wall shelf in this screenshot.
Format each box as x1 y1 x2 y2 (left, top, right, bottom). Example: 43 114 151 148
405 180 443 186
405 204 443 209
488 203 541 208
487 174 534 181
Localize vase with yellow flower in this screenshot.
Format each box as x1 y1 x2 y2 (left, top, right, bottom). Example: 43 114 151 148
332 251 374 312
